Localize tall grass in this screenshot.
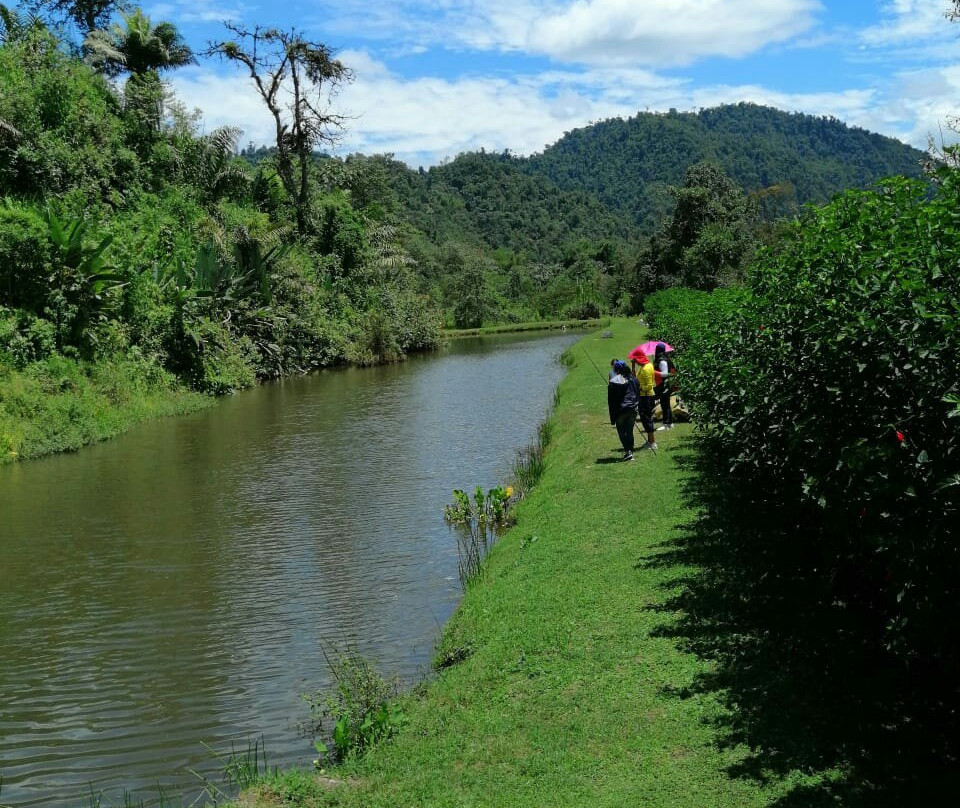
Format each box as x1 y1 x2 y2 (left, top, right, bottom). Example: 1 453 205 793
191 737 271 803
305 648 406 765
513 416 552 496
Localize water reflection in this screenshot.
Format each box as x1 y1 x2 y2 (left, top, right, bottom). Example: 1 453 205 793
0 330 581 806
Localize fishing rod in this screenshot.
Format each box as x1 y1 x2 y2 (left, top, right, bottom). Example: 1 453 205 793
583 349 608 383
587 348 657 455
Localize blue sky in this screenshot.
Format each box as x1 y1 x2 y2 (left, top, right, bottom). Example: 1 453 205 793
143 0 960 166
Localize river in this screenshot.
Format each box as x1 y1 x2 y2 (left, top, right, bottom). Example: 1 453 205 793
0 330 583 807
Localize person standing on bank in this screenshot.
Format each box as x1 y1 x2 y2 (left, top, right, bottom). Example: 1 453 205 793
607 360 640 461
631 352 658 452
654 343 674 431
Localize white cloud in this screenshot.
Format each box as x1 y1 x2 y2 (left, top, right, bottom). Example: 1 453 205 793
146 0 250 25
304 0 823 67
168 68 277 145
168 54 685 164
861 0 954 46
525 0 823 66
877 65 960 148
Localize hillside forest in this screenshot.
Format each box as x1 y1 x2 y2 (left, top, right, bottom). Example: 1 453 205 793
0 1 929 459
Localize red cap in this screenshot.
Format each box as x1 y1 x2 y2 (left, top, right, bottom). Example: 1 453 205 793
633 354 650 365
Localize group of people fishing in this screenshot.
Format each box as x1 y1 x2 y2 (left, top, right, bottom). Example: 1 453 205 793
607 342 675 461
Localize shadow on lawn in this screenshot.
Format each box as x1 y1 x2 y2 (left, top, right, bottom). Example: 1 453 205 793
640 436 959 807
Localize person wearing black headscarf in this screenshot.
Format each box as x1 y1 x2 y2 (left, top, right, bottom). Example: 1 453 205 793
607 359 640 461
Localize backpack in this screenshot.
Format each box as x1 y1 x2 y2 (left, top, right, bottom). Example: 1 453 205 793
655 356 674 392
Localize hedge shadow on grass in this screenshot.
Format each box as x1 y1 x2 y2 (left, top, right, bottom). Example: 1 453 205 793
640 436 959 808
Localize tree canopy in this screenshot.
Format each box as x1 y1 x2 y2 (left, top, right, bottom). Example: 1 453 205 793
84 8 193 77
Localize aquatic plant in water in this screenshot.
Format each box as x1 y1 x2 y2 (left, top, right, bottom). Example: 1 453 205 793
444 485 513 588
306 650 406 766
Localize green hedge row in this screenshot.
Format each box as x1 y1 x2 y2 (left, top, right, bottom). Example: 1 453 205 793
649 173 960 798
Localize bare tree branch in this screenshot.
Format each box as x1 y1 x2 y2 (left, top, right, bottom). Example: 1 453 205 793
206 24 353 238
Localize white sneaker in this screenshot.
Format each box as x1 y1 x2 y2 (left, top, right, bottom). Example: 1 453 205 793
656 425 668 431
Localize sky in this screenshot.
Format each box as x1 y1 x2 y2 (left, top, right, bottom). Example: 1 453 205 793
142 0 960 167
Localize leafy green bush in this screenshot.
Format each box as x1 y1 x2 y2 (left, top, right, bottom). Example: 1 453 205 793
0 28 133 202
677 172 960 791
0 307 56 366
0 204 51 314
643 285 746 352
184 317 258 394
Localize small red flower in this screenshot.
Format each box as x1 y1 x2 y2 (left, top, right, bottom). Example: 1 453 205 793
895 430 905 443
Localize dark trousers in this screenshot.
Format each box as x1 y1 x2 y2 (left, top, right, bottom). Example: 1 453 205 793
657 386 673 425
638 396 655 434
615 409 637 452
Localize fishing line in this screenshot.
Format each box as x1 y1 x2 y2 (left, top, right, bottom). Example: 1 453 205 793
582 348 608 383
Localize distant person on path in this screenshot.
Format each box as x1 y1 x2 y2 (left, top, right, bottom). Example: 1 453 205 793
654 343 674 431
631 353 657 452
607 360 640 461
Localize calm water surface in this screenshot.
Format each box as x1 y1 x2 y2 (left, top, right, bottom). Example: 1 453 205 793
0 330 582 807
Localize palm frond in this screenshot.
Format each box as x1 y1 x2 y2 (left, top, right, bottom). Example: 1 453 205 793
207 125 242 158
0 2 44 43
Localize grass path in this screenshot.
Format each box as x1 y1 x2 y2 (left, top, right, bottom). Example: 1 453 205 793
239 319 785 807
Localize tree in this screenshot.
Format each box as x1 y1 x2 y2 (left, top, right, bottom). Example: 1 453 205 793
649 162 757 291
1 2 44 42
27 0 123 36
207 24 352 238
84 8 193 77
83 9 193 136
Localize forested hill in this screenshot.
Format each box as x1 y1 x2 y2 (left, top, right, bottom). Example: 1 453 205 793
522 103 928 229
384 151 634 263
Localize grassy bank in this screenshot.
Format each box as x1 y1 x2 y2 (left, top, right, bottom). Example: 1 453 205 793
228 319 809 807
0 354 210 464
443 318 609 338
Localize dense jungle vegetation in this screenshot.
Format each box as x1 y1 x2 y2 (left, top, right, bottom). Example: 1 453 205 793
525 103 929 230
0 1 929 461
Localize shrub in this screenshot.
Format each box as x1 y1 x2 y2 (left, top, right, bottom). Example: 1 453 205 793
306 652 406 764
643 285 746 353
192 322 258 394
0 308 56 367
0 204 51 314
678 172 960 792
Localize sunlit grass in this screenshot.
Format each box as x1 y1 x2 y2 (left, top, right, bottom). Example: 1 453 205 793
0 354 210 463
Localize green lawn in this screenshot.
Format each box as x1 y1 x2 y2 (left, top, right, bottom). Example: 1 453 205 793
231 319 795 808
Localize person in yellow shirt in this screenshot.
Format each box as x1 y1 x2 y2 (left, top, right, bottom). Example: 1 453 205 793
630 353 658 452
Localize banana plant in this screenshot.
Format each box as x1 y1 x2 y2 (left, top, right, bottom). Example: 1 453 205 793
45 208 124 352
